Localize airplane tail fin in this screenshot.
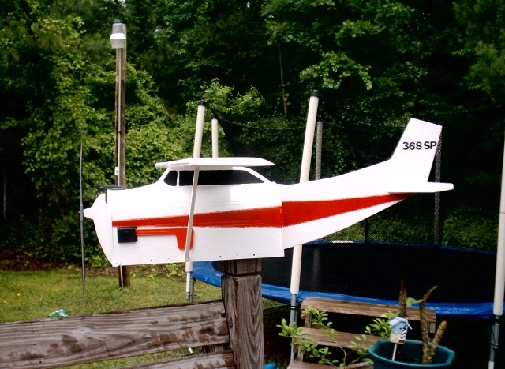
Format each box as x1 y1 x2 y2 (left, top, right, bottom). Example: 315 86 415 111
386 118 453 193
280 118 453 248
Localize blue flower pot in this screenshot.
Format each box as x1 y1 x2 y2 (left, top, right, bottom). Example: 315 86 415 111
368 340 455 368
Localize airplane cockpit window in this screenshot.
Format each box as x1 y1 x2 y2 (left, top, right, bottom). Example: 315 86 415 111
163 170 264 186
164 171 178 186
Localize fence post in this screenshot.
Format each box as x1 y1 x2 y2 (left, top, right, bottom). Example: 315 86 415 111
217 259 264 368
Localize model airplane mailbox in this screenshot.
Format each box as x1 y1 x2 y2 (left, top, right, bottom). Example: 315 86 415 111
84 118 453 266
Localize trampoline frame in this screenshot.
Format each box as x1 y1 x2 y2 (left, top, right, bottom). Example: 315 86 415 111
193 241 498 319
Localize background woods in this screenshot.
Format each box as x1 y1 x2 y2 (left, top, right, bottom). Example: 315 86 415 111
0 0 504 264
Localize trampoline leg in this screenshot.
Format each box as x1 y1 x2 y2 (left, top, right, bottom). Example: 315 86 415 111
186 272 194 302
489 315 500 369
289 294 298 361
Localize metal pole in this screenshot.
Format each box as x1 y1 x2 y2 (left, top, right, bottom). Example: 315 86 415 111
112 21 129 288
434 135 442 245
489 316 500 369
79 142 86 293
116 47 125 187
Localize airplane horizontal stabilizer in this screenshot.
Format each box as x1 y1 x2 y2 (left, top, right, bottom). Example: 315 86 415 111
388 181 454 194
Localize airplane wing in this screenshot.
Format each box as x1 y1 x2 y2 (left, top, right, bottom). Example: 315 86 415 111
155 157 274 170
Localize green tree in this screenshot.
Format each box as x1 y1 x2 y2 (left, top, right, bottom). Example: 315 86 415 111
454 0 505 105
261 1 468 166
0 0 185 262
123 0 281 113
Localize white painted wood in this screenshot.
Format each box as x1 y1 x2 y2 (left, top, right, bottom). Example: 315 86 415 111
155 157 274 170
85 119 453 266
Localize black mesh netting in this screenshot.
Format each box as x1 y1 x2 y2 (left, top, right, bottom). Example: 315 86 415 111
213 111 307 184
214 112 441 243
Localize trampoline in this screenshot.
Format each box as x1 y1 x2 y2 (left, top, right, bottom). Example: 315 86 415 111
193 240 499 319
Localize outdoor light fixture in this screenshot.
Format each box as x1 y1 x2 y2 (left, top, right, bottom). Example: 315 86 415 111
110 21 126 49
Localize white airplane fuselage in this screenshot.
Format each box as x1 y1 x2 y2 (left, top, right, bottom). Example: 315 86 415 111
84 118 453 266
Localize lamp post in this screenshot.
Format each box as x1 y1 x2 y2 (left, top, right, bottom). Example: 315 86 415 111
110 20 129 288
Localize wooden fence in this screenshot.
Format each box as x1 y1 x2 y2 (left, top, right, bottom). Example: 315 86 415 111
0 300 234 368
0 259 266 368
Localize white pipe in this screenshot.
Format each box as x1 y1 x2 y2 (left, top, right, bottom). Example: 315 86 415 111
489 133 505 368
186 100 205 302
493 134 505 315
185 168 200 262
288 91 319 360
211 116 219 158
193 101 205 158
289 245 303 297
299 91 319 183
289 91 319 296
290 91 319 294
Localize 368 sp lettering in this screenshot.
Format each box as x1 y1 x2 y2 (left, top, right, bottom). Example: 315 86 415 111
402 141 437 150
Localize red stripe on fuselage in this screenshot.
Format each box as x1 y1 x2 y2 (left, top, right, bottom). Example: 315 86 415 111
113 207 283 228
282 193 410 227
111 194 409 229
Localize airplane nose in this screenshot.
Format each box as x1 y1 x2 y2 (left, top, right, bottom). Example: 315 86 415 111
83 193 104 220
83 207 92 219
84 193 117 266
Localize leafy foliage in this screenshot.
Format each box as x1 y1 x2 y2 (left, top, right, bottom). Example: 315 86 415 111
1 0 505 263
0 0 184 262
279 305 372 367
454 0 505 105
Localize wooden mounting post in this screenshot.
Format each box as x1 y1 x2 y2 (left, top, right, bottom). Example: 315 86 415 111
217 259 264 368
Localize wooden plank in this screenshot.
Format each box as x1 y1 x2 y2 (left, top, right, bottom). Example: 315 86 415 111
301 297 436 323
296 297 438 366
299 327 381 349
216 258 261 275
126 350 235 368
0 300 229 369
221 260 264 369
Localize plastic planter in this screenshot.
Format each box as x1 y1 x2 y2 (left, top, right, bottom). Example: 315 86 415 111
369 340 455 368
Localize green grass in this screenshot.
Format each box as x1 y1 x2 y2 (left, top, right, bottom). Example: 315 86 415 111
0 267 222 323
0 266 226 368
0 266 289 368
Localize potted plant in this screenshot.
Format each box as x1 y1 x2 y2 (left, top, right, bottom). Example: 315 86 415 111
368 285 455 368
278 305 373 368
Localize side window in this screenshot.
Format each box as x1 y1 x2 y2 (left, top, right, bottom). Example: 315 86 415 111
179 171 196 185
197 170 264 185
164 170 264 186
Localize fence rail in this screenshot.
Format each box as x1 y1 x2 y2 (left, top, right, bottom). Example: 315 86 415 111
0 300 231 368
